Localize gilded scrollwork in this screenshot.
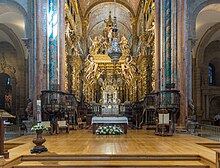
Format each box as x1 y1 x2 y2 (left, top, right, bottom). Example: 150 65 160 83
135 0 155 101
65 1 82 101
0 54 16 75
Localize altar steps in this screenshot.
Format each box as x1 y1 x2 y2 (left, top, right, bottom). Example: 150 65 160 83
13 154 212 168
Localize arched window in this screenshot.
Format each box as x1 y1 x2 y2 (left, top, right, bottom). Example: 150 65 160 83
208 64 215 85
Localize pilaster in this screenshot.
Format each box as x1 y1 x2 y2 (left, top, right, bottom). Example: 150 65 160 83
131 18 138 56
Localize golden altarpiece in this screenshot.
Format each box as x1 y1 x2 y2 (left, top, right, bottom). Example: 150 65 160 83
64 0 156 123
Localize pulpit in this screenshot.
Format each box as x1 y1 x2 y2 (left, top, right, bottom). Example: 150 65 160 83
0 109 15 159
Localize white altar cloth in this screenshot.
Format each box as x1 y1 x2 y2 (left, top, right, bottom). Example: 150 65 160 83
91 116 128 124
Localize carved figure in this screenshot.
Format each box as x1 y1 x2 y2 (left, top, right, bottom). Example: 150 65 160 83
121 56 135 82
120 36 130 55
89 37 99 55
25 98 33 117
85 55 98 84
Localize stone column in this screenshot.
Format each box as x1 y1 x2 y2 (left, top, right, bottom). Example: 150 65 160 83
177 0 188 126
59 0 66 92
36 0 44 98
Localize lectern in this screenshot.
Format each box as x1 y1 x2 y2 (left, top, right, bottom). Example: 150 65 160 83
155 109 172 136
0 109 15 158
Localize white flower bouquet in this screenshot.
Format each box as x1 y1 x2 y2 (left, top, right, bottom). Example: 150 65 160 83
95 125 124 135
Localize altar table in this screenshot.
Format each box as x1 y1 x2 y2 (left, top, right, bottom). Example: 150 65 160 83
91 116 128 134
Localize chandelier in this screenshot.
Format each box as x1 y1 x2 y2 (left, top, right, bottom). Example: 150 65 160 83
107 0 122 62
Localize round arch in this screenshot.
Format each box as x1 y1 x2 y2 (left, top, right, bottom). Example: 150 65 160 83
195 23 220 67
193 23 220 122
0 0 29 37
0 23 25 60
84 0 135 18
189 0 220 37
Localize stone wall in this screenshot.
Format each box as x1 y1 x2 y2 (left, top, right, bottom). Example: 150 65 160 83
0 42 27 118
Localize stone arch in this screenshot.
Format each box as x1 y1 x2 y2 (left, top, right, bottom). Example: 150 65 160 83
194 23 220 122
0 23 25 60
0 0 29 37
203 41 220 86
0 25 27 116
209 96 220 119
84 0 135 18
0 72 16 114
189 0 220 37
195 23 220 67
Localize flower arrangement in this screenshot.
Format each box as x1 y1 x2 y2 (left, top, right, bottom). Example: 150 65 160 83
31 124 48 132
95 125 124 135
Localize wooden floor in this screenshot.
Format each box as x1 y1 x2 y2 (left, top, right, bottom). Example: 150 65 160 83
3 129 220 167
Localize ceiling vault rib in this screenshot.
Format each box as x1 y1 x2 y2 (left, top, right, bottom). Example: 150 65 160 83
83 0 136 18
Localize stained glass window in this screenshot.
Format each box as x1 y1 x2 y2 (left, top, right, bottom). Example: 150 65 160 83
208 64 215 85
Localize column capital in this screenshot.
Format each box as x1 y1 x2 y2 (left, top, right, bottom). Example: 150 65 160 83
188 37 197 48
21 38 32 51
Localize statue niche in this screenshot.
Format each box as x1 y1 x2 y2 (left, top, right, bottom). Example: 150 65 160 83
101 85 119 115
99 74 120 115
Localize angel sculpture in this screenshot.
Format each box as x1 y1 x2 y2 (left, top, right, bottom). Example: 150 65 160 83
85 55 98 83
121 56 137 83
89 36 99 55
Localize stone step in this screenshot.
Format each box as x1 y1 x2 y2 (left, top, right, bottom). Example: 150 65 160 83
14 160 209 168
12 154 211 168
21 154 201 161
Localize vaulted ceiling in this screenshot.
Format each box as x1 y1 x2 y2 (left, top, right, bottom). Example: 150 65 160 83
196 3 220 48
78 0 140 41
78 0 141 17
0 4 24 45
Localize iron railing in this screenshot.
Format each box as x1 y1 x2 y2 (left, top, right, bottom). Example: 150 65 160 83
200 124 220 142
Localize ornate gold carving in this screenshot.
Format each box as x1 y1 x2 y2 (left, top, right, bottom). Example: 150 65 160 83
0 54 16 75
135 0 155 101
89 12 130 57
65 1 82 101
